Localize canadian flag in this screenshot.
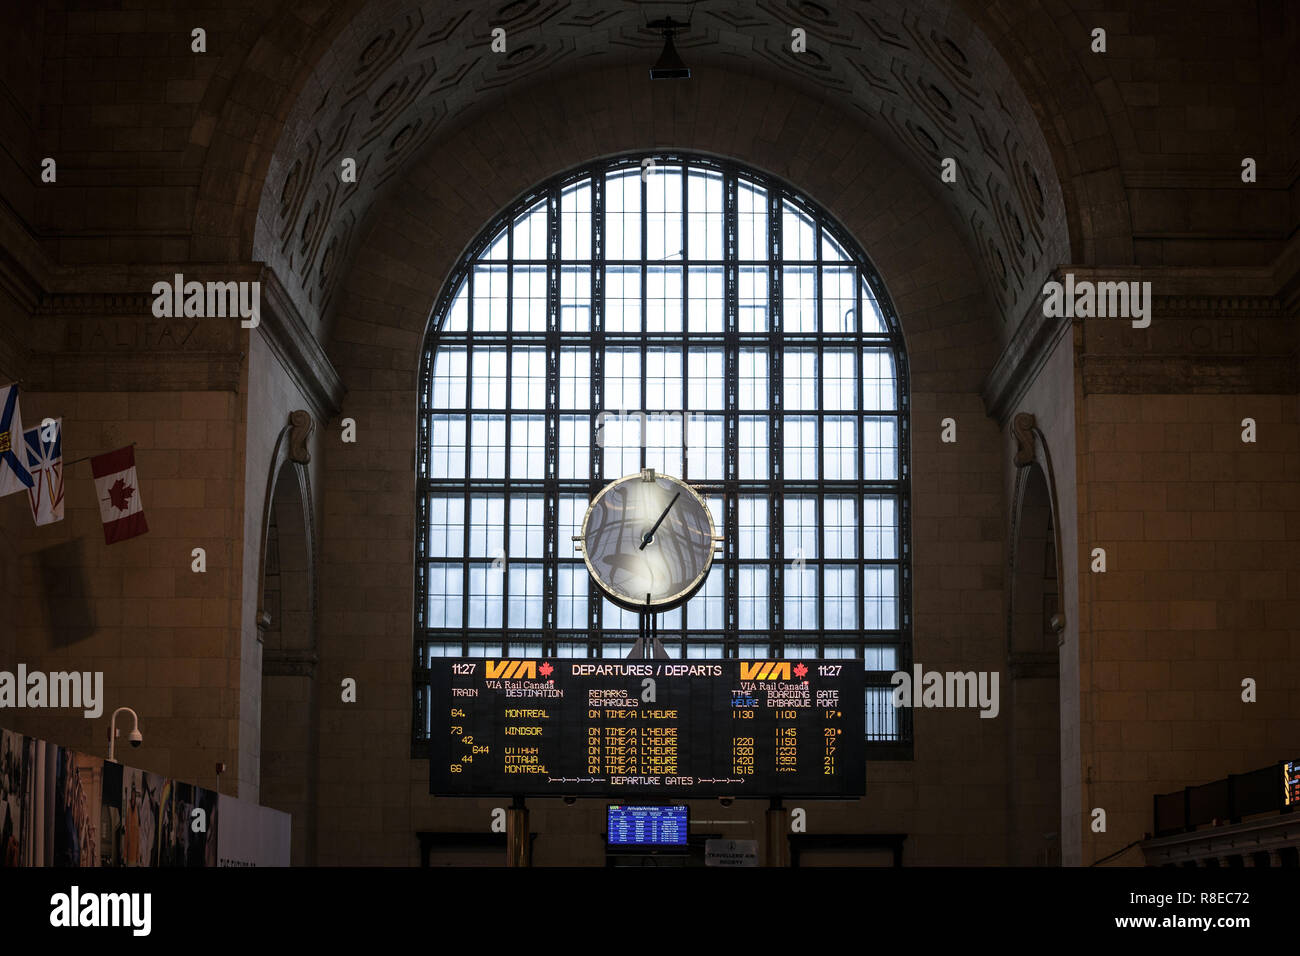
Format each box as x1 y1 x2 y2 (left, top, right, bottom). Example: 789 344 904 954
90 446 148 545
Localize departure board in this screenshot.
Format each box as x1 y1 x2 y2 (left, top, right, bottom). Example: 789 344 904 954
429 658 865 797
1286 761 1300 806
607 805 688 846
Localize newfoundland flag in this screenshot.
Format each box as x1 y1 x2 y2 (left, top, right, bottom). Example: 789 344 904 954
0 383 34 497
90 445 148 544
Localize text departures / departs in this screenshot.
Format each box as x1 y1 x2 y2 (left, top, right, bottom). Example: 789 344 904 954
430 659 865 797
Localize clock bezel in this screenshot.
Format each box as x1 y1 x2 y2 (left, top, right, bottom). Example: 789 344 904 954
578 470 719 614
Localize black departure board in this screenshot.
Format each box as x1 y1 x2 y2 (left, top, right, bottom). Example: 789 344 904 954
429 658 865 797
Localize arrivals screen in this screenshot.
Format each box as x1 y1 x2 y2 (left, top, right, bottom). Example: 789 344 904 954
429 658 865 797
607 805 687 846
1286 761 1300 806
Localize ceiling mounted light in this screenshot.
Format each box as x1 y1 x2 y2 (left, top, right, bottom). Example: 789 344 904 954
648 17 690 80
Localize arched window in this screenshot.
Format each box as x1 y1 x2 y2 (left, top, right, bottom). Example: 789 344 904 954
415 155 911 753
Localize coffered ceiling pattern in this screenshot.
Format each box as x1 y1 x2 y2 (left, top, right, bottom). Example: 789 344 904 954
253 0 1069 336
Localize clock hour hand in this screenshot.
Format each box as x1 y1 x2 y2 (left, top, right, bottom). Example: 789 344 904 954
639 491 681 550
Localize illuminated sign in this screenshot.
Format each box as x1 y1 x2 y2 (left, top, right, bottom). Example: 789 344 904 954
607 805 687 846
1286 761 1300 807
430 659 865 797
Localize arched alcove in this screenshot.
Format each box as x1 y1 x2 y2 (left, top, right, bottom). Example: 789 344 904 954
1007 425 1063 866
256 412 320 866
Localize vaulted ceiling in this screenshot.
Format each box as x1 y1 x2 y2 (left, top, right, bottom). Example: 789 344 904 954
252 0 1069 339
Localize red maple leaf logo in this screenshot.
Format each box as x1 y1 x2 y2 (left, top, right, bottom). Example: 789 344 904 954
793 662 808 678
539 661 553 677
107 477 135 512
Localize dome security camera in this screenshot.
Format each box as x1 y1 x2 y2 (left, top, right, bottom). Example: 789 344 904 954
718 796 734 808
129 729 143 748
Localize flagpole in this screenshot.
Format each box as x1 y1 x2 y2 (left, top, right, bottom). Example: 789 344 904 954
63 442 137 468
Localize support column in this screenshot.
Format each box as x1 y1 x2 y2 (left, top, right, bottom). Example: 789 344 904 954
765 798 788 867
506 796 530 867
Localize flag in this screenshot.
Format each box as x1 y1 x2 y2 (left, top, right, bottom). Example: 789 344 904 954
23 417 64 525
90 446 148 544
0 383 33 497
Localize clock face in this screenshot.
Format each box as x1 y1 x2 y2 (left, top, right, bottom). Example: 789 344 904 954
579 471 717 613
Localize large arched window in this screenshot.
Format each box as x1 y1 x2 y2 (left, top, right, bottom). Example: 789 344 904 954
415 155 911 754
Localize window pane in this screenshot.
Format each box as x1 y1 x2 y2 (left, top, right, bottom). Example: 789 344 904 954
645 412 683 476
738 566 768 628
469 414 506 478
865 565 899 629
561 266 591 331
739 496 768 558
427 495 465 558
508 563 544 628
687 169 724 259
686 566 724 629
739 348 767 409
824 496 856 559
511 347 546 409
472 264 507 331
863 349 896 411
560 348 590 410
470 347 507 408
427 563 462 627
866 686 898 741
783 496 817 561
783 350 816 410
861 276 887 333
469 497 505 558
443 278 469 332
823 266 855 332
605 266 640 333
468 563 503 628
429 415 466 478
510 415 545 479
430 345 466 408
824 417 858 480
600 414 640 478
508 495 544 559
605 169 642 260
782 265 817 332
737 182 768 260
557 565 587 629
784 564 817 629
864 417 899 480
646 265 683 333
604 348 641 409
646 165 683 261
825 566 857 629
822 349 856 410
864 496 899 559
783 416 817 480
560 415 590 479
687 266 724 333
687 348 723 410
685 415 723 481
782 202 816 260
560 180 591 261
738 416 767 480
645 346 682 409
739 266 768 331
512 201 547 260
512 265 547 331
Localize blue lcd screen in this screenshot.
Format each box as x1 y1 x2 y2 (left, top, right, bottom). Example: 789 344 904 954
607 805 688 846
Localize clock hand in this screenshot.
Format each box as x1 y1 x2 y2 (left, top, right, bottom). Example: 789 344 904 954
639 491 681 550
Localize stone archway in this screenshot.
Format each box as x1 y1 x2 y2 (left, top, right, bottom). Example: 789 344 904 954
256 410 320 866
1006 413 1064 865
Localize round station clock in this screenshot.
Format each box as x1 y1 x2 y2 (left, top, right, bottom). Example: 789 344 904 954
577 469 721 614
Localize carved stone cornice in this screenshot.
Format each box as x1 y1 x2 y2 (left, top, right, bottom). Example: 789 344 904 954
984 265 1299 414
257 266 345 420
1141 813 1300 867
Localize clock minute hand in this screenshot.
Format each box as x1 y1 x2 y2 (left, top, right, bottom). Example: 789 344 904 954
639 492 681 550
